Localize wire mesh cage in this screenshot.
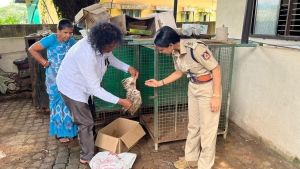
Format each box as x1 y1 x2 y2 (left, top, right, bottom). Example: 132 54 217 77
93 41 140 127
209 44 235 137
138 43 235 150
138 45 189 150
93 40 235 150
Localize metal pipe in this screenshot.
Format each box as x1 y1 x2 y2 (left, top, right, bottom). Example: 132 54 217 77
173 0 178 21
241 0 255 44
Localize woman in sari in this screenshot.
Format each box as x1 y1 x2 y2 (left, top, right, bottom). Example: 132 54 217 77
28 18 77 143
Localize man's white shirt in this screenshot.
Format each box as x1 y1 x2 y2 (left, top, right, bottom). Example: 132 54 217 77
56 37 129 104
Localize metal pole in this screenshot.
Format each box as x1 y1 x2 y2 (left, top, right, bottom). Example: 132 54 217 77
153 50 159 151
241 0 255 44
173 0 178 21
110 0 114 15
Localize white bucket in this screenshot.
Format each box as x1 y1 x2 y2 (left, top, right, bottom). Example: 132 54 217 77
216 25 229 41
193 28 201 36
181 27 193 36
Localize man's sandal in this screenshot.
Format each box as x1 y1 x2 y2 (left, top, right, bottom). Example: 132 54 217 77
174 159 198 169
56 137 71 143
79 159 89 165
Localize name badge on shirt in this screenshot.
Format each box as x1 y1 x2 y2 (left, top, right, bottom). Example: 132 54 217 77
105 58 110 66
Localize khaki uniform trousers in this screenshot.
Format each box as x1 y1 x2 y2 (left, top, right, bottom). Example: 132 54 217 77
185 81 221 169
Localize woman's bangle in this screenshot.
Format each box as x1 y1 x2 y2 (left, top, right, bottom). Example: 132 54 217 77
213 94 220 98
41 60 48 68
161 80 165 86
160 80 165 86
41 60 46 66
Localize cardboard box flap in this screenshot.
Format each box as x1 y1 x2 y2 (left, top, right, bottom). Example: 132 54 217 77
75 9 84 23
101 118 136 137
143 12 177 31
110 15 127 34
110 14 155 36
95 118 146 153
95 132 119 152
83 3 102 12
88 6 107 15
75 3 109 24
120 123 146 149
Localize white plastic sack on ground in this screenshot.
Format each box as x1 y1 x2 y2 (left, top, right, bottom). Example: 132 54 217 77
89 151 137 169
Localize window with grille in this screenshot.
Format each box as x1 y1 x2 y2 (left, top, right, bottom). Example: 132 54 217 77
252 0 300 39
181 11 194 22
122 9 141 18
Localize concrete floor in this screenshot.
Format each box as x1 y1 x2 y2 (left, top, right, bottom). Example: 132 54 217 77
0 98 299 169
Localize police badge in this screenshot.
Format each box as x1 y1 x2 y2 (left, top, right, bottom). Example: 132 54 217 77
202 51 211 60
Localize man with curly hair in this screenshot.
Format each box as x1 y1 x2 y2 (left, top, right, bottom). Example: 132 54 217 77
56 22 139 164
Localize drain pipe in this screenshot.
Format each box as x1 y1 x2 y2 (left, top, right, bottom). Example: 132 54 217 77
173 0 178 21
241 0 255 44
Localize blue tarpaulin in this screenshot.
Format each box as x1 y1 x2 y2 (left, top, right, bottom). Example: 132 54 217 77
27 0 40 24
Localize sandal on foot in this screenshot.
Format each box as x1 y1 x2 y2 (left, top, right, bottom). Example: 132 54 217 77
174 159 197 169
57 137 70 143
79 159 89 164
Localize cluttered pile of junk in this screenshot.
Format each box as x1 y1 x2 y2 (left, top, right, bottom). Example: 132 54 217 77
25 3 234 169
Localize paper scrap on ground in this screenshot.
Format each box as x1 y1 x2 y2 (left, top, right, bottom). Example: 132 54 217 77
0 150 6 159
89 151 137 169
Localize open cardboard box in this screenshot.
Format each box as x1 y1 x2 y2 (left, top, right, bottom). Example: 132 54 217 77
95 118 146 153
110 14 156 36
150 11 177 31
75 3 110 29
110 12 177 37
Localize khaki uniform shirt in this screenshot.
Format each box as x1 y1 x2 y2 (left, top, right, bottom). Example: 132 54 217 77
172 39 218 77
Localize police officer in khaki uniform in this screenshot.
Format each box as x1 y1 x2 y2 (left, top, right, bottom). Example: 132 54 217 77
145 26 221 169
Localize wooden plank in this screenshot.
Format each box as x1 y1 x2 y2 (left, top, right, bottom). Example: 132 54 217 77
24 35 49 110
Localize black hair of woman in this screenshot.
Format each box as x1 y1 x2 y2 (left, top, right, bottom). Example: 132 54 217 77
154 26 180 47
58 18 73 30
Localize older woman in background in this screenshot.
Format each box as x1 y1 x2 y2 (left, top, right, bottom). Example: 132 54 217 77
28 18 77 143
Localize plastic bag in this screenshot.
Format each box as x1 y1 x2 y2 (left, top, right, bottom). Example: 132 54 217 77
89 151 137 169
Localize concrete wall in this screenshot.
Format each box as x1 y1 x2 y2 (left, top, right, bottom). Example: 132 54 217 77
102 0 217 22
0 25 56 73
38 0 59 24
217 0 300 160
231 46 300 159
0 37 27 73
0 24 56 38
216 0 246 39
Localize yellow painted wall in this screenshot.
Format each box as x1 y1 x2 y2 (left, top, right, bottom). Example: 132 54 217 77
39 0 216 23
101 0 217 22
109 8 123 17
38 0 59 24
